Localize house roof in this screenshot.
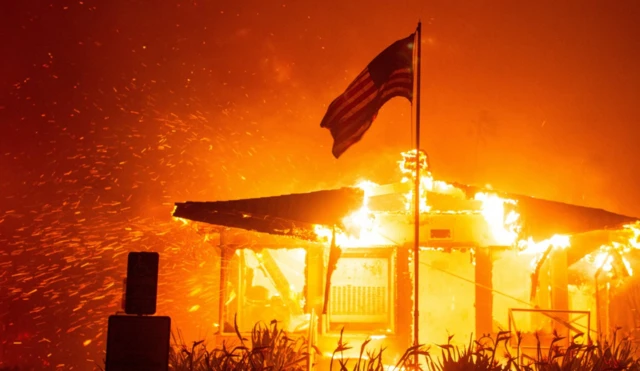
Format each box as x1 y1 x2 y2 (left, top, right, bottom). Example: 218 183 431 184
450 183 639 241
172 187 364 241
172 183 638 249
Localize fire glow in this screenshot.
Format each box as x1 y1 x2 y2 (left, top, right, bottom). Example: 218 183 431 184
166 149 640 360
308 151 640 279
313 150 528 251
313 180 391 247
474 192 520 246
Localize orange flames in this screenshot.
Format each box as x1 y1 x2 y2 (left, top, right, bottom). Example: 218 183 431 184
313 180 391 247
312 150 529 250
310 150 638 282
313 150 439 247
593 250 614 273
399 149 431 213
582 222 640 277
474 192 520 246
172 150 639 278
518 234 571 256
517 234 571 269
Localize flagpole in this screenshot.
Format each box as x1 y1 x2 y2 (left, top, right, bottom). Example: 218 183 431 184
413 20 422 368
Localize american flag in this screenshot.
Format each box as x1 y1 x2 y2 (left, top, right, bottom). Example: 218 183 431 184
320 33 415 158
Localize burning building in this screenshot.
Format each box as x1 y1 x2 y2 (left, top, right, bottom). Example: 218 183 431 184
172 150 640 365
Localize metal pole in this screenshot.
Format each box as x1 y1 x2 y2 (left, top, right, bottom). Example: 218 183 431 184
413 20 422 368
218 231 227 334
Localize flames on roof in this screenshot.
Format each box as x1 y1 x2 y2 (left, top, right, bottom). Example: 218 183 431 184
450 183 639 241
172 150 639 269
172 182 638 245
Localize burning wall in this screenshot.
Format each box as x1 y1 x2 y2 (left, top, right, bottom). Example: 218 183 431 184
172 149 640 350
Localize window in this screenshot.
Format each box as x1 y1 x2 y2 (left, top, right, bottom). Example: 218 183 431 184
327 248 395 333
221 248 307 333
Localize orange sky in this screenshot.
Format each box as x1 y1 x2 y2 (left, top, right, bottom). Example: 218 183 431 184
3 0 640 216
1 1 640 366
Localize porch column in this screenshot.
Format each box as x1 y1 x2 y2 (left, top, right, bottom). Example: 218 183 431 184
550 249 569 312
475 247 493 337
305 245 325 318
549 248 569 346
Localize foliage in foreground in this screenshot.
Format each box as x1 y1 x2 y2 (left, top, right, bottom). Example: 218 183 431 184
170 322 640 371
5 322 639 370
169 317 310 371
330 329 640 371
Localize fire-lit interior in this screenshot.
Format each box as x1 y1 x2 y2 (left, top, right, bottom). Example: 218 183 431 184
172 150 640 364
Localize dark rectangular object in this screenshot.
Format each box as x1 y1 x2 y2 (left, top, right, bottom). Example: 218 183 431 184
105 315 171 371
125 252 159 315
430 229 451 239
